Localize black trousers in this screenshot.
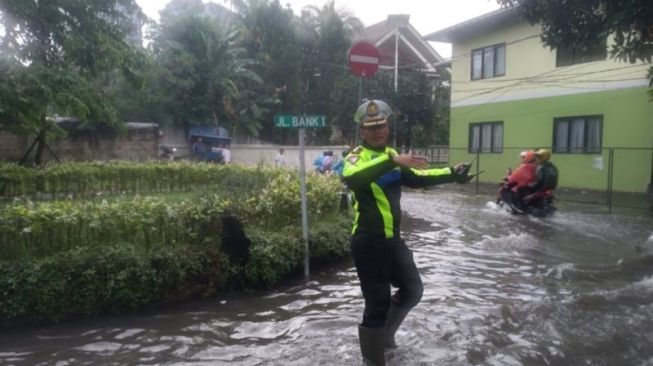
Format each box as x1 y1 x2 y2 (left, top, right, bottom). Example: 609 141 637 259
351 234 423 328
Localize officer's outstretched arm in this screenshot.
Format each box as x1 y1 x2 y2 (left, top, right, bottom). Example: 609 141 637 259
343 154 396 189
401 166 457 188
402 162 474 187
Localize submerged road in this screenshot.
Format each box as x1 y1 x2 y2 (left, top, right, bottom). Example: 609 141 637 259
2 191 653 365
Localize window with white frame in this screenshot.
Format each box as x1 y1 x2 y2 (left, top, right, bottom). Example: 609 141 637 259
553 115 602 153
469 122 503 153
471 43 506 80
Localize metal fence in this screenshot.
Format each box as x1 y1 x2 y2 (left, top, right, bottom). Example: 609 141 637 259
414 146 653 213
405 145 449 164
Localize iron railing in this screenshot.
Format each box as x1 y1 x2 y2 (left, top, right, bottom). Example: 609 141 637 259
415 146 653 213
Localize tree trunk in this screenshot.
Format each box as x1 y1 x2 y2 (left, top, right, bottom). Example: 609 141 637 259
34 114 49 166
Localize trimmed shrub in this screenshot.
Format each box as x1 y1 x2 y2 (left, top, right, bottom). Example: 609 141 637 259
0 162 352 326
0 244 225 325
244 215 351 287
0 161 285 198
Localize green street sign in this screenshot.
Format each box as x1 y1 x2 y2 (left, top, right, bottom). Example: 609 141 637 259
275 115 327 128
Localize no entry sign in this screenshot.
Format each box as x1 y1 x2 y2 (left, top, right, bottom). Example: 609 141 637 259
349 41 380 77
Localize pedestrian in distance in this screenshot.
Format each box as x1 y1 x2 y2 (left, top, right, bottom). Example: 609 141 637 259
191 137 206 161
274 148 287 167
332 149 350 177
220 143 231 164
319 150 334 175
313 152 325 173
342 99 474 365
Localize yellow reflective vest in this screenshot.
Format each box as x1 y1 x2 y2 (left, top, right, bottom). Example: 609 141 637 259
343 144 456 239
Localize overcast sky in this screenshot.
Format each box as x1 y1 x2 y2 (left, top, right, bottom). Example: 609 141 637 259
135 0 502 58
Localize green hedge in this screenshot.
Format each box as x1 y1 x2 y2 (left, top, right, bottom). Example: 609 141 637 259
0 244 225 325
0 217 351 326
244 215 351 286
0 161 282 198
0 170 342 261
0 164 352 326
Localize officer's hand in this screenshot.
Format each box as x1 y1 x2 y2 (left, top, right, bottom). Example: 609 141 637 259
453 162 472 175
392 154 429 169
452 162 473 184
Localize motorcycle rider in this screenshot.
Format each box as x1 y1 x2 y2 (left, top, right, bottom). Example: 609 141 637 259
342 99 473 365
514 148 559 216
533 148 558 192
500 150 538 212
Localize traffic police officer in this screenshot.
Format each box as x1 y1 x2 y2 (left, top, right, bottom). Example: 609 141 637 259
343 100 472 365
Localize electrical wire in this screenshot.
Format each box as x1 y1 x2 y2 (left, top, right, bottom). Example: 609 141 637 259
452 64 648 85
451 63 649 104
453 74 646 121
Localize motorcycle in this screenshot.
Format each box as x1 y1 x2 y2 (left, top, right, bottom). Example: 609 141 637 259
496 181 556 217
159 144 177 161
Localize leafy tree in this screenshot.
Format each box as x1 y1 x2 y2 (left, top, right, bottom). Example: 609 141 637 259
394 68 437 148
98 57 165 124
208 0 390 145
356 67 450 149
325 72 360 145
299 1 363 144
0 0 146 163
232 0 303 143
497 0 653 97
151 4 270 136
158 0 206 23
230 0 364 144
431 68 451 145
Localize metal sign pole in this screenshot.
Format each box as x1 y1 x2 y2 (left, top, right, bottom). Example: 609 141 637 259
274 114 327 280
298 127 310 279
355 76 363 144
349 41 379 146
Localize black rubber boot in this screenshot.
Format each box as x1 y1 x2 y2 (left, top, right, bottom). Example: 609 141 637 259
358 325 385 365
384 303 411 348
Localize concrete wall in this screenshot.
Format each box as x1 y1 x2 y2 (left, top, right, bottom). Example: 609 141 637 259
229 144 449 171
0 122 159 162
230 144 351 172
159 126 355 171
0 133 29 160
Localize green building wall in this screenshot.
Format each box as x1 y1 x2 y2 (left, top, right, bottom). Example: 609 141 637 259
449 86 653 193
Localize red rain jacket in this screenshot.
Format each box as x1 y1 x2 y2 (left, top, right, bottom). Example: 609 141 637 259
507 162 537 192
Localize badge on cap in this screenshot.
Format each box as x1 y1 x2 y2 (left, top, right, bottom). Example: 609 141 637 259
366 101 379 117
354 99 392 126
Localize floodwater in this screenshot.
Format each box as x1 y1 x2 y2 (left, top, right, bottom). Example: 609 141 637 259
2 191 653 366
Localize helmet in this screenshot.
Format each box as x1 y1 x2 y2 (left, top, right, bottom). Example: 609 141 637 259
520 150 536 163
354 100 392 127
536 148 551 162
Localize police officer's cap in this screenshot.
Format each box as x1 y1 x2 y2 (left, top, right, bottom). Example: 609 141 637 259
354 100 392 128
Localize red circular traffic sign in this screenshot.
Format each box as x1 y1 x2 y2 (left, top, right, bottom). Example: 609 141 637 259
349 41 380 77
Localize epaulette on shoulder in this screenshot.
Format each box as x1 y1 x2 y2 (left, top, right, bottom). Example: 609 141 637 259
345 146 364 165
350 146 363 155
